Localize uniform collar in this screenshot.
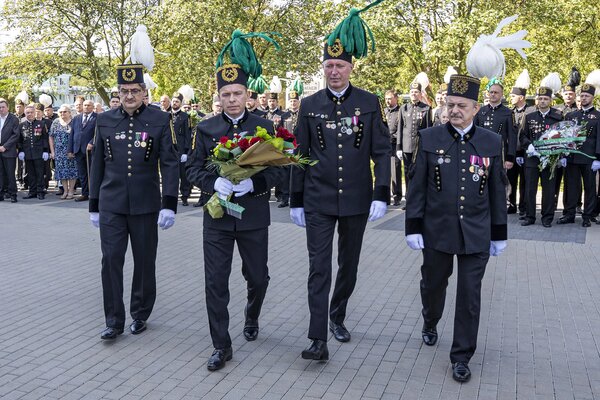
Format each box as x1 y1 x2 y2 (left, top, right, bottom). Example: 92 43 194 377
326 84 353 104
488 102 502 111
538 108 550 117
582 106 594 114
119 104 146 117
221 110 248 125
447 121 476 141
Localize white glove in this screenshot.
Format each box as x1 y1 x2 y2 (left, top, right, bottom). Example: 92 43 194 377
516 157 524 166
526 144 540 157
558 158 567 168
42 152 49 161
489 240 507 256
157 209 175 230
214 177 233 198
89 212 99 228
290 207 306 227
18 152 25 161
232 178 254 197
180 154 188 163
592 160 600 172
406 234 424 250
368 200 387 222
396 150 402 159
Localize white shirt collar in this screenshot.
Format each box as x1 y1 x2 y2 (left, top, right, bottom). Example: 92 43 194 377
452 122 473 137
328 85 349 98
225 111 245 124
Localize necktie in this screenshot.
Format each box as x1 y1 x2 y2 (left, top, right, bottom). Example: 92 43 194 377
82 114 88 127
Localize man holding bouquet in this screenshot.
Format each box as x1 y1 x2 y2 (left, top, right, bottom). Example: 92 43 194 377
186 30 284 372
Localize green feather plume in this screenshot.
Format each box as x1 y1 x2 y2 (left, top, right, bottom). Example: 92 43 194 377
326 0 385 59
248 75 268 94
485 76 503 91
216 29 281 78
291 77 304 96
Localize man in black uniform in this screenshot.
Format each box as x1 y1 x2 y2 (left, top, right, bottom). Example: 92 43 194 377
0 98 21 203
474 80 516 173
18 105 49 200
398 82 432 193
276 88 302 208
519 85 563 227
384 90 401 205
290 3 391 361
508 74 530 216
14 98 26 191
89 61 180 340
246 91 267 117
186 30 283 372
171 91 192 206
405 74 507 383
557 83 600 227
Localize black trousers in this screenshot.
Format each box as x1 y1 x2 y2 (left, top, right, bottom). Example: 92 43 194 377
507 163 526 212
305 212 368 340
178 161 191 199
274 166 290 202
100 211 159 330
564 163 597 220
420 248 489 363
0 155 17 196
75 151 92 196
403 152 413 195
390 152 402 201
524 166 556 224
25 159 45 195
203 227 269 349
17 158 24 183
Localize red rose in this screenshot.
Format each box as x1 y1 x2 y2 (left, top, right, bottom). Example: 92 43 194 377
249 136 263 146
238 138 250 151
219 136 229 144
276 127 295 141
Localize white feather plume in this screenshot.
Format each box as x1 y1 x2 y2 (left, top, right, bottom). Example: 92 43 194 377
143 73 157 90
466 15 531 79
38 93 52 107
129 25 155 71
178 85 195 102
15 90 29 104
444 67 458 84
269 76 282 94
513 69 530 90
414 72 430 90
540 72 561 94
585 69 600 92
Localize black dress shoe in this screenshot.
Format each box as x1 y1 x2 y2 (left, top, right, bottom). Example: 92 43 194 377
22 193 37 199
518 210 526 216
181 197 189 206
582 220 592 227
37 194 45 200
421 324 438 346
556 217 575 225
243 319 259 341
301 339 329 361
507 206 517 214
100 327 124 340
542 222 552 228
452 362 471 383
10 196 17 203
129 319 146 335
329 321 350 342
75 195 89 202
576 206 583 214
277 201 289 208
520 219 534 226
207 347 232 371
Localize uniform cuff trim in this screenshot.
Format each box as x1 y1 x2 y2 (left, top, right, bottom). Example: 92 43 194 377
251 175 268 196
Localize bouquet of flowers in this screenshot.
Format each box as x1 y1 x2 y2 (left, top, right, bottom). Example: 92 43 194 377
205 126 316 219
531 120 592 177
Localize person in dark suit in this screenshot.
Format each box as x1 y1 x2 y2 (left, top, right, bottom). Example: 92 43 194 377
558 83 600 227
519 86 564 227
186 30 284 372
68 99 97 201
398 81 433 194
89 61 180 341
289 4 391 362
405 74 507 383
18 105 49 200
0 98 21 202
171 91 192 206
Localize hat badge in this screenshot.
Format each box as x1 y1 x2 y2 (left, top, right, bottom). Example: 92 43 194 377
582 83 591 91
221 66 238 82
122 68 136 82
452 78 468 95
327 39 344 58
539 87 547 95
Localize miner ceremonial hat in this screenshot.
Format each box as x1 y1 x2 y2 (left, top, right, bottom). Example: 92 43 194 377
117 25 155 85
446 75 481 101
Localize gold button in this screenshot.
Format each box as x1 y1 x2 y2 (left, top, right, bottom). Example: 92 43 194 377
461 141 465 145
461 177 465 181
460 215 464 219
338 133 342 137
462 169 466 173
337 111 341 115
461 150 466 154
129 130 133 133
338 144 342 148
128 137 132 140
128 165 132 169
338 155 343 160
129 123 134 127
338 167 343 171
128 144 132 148
128 158 132 162
128 151 132 155
338 189 343 193
460 196 465 201
461 159 466 163
339 178 343 182
337 122 341 126
461 187 465 191
127 173 131 177
460 205 464 210
234 124 238 129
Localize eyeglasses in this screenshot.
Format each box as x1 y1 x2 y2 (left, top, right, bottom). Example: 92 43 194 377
119 88 143 96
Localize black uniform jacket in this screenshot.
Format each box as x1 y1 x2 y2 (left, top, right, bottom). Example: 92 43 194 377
289 84 391 216
0 113 21 157
89 104 179 215
398 101 432 153
18 119 49 160
384 105 400 145
186 111 285 231
564 108 600 164
519 108 563 168
406 123 507 254
475 103 516 162
172 110 191 155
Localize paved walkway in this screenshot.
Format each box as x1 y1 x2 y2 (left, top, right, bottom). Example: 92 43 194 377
1 187 600 400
